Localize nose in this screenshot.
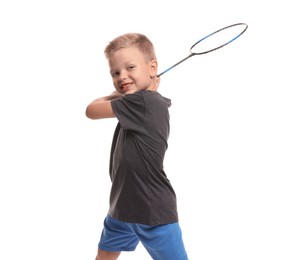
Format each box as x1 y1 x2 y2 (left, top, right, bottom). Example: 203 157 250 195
119 70 128 80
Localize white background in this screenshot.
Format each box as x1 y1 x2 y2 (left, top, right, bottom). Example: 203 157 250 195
1 0 288 259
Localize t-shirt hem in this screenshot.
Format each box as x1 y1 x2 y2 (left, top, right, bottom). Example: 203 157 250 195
109 213 179 226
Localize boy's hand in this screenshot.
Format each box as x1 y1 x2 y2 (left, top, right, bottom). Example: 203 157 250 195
155 76 161 89
150 76 161 91
109 90 123 99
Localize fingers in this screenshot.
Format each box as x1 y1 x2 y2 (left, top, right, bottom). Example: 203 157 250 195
155 76 161 88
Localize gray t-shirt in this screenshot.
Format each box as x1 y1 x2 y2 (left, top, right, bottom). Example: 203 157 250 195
108 90 178 226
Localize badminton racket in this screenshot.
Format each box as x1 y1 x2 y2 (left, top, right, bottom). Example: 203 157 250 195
157 22 248 77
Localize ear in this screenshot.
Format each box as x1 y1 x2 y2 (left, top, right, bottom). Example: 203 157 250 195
149 59 158 77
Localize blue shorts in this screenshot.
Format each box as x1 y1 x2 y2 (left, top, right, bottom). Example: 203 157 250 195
98 215 188 260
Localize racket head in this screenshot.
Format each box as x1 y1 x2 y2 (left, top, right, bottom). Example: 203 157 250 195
190 23 248 55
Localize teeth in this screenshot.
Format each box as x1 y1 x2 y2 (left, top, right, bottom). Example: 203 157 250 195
121 83 131 88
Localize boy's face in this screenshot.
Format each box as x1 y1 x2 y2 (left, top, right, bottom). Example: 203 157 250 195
108 47 158 95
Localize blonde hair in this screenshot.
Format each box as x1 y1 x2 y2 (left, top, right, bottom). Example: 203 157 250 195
104 33 157 62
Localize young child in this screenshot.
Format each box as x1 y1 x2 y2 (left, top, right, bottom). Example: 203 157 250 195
86 33 188 260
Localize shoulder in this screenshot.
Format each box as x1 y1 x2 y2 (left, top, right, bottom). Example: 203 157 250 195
136 90 171 104
141 90 172 108
112 90 171 112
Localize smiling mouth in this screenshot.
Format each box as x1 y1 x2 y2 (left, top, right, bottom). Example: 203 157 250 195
120 82 133 91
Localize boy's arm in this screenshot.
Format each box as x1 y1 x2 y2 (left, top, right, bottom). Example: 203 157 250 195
85 90 122 120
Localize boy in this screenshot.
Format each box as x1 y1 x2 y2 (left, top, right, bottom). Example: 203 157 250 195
86 33 188 260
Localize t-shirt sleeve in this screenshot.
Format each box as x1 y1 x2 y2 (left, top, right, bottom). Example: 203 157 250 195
111 92 145 130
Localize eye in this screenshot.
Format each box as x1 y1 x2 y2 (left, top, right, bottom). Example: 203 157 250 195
128 65 136 71
111 71 119 78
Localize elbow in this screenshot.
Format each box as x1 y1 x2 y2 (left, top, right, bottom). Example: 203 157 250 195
85 102 114 120
85 106 96 119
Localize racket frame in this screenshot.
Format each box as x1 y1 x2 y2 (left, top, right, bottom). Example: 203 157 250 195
157 23 248 77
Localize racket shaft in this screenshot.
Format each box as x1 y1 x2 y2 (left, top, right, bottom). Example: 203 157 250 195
158 53 194 77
